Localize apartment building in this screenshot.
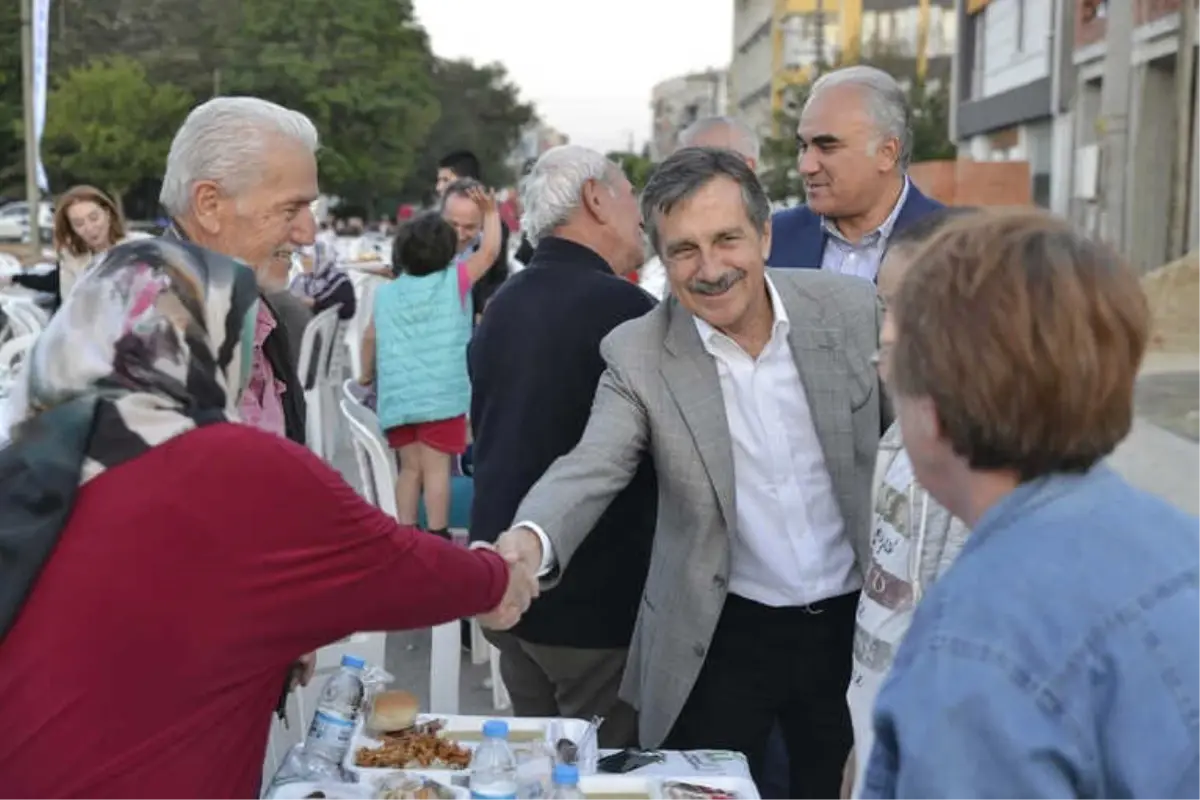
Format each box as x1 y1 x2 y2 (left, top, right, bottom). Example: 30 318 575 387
730 0 957 137
1068 0 1198 269
506 122 569 176
649 70 729 160
949 0 1069 209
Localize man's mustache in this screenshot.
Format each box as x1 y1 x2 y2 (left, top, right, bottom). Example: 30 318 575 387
688 269 746 296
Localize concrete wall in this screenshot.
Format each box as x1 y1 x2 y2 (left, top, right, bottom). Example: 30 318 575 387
979 0 1055 96
909 158 1034 204
650 71 728 160
1127 57 1178 271
730 0 776 132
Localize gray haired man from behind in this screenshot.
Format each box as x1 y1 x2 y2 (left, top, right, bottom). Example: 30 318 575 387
467 145 656 748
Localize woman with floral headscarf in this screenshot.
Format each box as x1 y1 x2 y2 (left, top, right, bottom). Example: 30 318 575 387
0 239 535 798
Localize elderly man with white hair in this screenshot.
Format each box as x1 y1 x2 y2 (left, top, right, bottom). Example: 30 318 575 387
157 96 322 701
466 145 656 747
768 65 943 276
160 96 321 444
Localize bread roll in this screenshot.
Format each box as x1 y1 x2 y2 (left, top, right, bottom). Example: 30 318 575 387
368 690 420 732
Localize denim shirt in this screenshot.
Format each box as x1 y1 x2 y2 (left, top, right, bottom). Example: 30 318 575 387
863 465 1199 799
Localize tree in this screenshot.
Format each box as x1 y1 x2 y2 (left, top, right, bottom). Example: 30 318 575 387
397 59 536 203
0 0 25 198
607 151 654 191
222 0 441 212
41 55 192 210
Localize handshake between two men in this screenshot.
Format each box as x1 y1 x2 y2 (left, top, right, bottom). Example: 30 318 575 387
474 526 548 631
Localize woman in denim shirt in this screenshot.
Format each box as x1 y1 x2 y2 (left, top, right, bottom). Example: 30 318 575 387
864 209 1199 799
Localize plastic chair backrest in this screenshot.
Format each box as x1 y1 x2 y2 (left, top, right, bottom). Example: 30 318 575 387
339 382 397 518
2 301 44 338
0 332 36 371
345 274 383 382
296 305 340 392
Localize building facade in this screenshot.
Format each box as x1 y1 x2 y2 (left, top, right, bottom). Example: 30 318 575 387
1068 0 1198 269
506 122 569 178
649 70 729 160
949 0 1066 209
730 0 957 137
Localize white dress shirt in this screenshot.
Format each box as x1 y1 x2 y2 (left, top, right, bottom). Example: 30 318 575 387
819 178 910 282
526 276 860 608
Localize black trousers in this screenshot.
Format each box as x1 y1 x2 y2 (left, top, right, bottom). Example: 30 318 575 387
663 591 857 799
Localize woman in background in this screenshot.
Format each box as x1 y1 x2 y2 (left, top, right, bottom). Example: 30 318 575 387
290 240 357 320
2 185 137 310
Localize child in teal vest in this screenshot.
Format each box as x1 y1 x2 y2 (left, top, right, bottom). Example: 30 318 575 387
359 186 501 538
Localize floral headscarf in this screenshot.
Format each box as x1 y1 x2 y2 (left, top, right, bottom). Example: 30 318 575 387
0 237 259 639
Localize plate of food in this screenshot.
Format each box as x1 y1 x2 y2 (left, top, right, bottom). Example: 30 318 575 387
347 691 592 778
658 777 760 799
265 775 466 800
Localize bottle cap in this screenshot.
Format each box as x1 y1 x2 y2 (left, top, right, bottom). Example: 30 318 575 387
553 763 579 784
482 719 509 739
341 655 366 670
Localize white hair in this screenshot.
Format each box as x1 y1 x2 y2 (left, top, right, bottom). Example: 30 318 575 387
519 145 621 245
677 115 761 162
159 96 320 216
806 66 913 169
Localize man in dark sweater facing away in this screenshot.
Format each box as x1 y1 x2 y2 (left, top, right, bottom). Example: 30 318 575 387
468 145 656 748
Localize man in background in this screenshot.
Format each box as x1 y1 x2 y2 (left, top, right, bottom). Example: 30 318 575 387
677 115 760 171
436 149 509 315
768 66 942 276
467 145 656 747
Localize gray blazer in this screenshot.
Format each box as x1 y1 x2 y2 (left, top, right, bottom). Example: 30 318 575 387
513 268 887 747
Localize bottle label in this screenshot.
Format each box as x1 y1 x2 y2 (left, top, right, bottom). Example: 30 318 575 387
307 710 355 749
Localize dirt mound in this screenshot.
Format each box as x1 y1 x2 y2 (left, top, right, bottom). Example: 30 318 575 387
1142 252 1199 353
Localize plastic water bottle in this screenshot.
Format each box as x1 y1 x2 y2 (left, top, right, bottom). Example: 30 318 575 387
304 654 366 767
469 720 518 799
549 764 585 799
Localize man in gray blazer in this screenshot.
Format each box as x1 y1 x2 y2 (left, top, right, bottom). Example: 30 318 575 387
496 147 886 798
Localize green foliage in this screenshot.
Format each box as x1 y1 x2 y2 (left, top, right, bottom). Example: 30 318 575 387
41 55 192 206
0 0 25 197
30 0 534 213
607 150 655 192
223 0 440 210
397 59 536 202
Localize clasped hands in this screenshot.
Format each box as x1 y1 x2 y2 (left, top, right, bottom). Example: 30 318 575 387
476 526 545 630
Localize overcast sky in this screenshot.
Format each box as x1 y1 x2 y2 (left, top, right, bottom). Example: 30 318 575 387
412 0 733 154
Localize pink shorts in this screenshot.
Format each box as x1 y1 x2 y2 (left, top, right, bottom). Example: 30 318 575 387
385 415 468 455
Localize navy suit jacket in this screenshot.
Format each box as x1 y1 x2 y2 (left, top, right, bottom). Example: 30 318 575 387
767 183 943 270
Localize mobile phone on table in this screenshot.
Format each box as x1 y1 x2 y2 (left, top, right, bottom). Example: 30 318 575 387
597 748 662 774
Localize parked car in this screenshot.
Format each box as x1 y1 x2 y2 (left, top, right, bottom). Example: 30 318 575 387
0 201 54 243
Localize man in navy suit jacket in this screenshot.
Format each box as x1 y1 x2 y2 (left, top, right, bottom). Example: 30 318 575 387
767 66 944 280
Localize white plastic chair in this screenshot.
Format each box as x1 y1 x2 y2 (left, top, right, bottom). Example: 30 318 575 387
345 273 383 383
0 253 22 276
0 332 36 372
339 381 461 714
1 299 46 339
296 306 341 461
